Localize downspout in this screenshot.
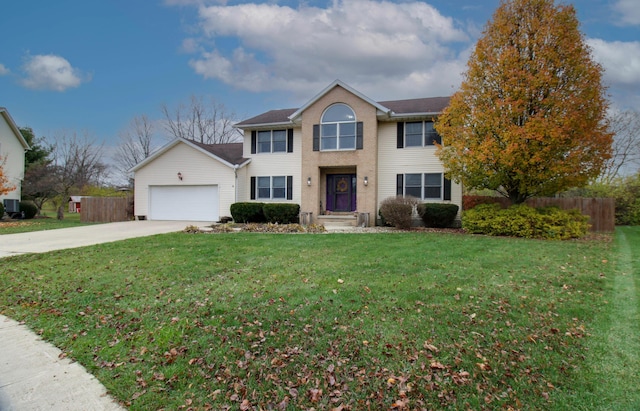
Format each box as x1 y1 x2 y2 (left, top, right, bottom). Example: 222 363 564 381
234 164 239 204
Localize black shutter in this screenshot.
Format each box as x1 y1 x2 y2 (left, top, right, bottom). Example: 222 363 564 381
286 176 293 200
443 177 452 201
287 129 294 153
251 131 257 154
313 125 320 151
397 122 404 148
250 177 256 200
356 122 363 150
396 174 404 196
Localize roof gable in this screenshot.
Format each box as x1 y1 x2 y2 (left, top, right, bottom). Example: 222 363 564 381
130 138 249 172
0 107 30 150
288 80 391 123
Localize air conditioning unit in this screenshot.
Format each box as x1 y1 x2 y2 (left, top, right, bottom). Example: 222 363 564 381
3 199 19 213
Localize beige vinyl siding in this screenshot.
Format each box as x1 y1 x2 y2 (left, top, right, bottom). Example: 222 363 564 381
134 142 237 218
241 128 302 204
0 118 26 202
377 122 462 212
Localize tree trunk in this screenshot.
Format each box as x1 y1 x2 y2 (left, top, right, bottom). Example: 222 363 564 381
57 205 65 220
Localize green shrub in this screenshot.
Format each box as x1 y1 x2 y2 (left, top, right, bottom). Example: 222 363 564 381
379 196 419 230
262 203 300 224
0 202 4 216
462 203 590 240
418 203 459 228
230 202 265 223
19 200 38 219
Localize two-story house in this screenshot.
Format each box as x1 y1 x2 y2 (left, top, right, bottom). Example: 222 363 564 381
132 80 462 225
0 107 30 213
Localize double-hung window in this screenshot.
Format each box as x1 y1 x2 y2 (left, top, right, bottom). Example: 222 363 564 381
251 176 293 200
397 173 451 200
251 129 293 154
397 121 441 148
257 130 287 153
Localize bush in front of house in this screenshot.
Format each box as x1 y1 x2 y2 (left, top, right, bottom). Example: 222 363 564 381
19 200 38 219
263 203 300 224
230 202 266 223
462 203 590 240
379 196 419 230
418 203 460 228
0 202 4 216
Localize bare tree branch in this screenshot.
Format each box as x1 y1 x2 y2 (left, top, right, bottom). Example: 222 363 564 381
114 115 157 185
600 110 640 184
161 95 242 144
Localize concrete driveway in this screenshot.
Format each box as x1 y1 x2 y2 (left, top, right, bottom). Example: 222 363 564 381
0 220 209 258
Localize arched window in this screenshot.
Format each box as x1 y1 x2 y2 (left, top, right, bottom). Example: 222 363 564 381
320 104 356 150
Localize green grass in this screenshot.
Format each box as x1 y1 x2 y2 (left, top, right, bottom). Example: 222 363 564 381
0 229 637 410
0 210 98 234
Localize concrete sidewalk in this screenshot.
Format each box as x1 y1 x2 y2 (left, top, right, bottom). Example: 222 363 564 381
0 316 125 411
0 220 210 409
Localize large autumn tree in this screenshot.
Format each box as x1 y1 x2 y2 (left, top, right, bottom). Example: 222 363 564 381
435 0 612 204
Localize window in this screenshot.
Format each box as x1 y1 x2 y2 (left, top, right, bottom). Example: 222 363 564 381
321 104 356 151
397 121 441 148
397 173 450 200
251 129 293 154
251 176 293 200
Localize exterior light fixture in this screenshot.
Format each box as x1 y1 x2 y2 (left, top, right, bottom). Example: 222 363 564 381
307 177 312 186
364 176 368 186
178 172 183 181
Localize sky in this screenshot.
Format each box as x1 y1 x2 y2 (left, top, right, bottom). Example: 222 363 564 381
1 0 639 160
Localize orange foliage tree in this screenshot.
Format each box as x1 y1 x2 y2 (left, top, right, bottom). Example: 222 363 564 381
435 0 612 204
0 157 16 196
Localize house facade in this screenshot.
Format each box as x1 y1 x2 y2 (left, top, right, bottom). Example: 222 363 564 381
132 80 461 225
234 80 461 226
0 107 30 211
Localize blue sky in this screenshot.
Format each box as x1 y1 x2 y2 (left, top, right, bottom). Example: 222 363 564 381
1 0 639 159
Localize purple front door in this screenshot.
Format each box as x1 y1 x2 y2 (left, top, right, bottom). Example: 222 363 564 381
326 174 356 212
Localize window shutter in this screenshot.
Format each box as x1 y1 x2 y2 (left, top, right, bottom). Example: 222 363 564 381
250 177 256 200
356 122 363 150
443 177 452 201
397 123 404 148
286 176 293 200
287 129 294 153
313 125 320 151
396 174 404 196
251 131 257 154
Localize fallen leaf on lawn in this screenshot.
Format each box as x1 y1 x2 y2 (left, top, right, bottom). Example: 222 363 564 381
337 279 344 284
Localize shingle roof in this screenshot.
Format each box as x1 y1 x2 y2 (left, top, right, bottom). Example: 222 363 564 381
379 96 450 115
235 97 450 127
189 141 247 165
235 108 298 127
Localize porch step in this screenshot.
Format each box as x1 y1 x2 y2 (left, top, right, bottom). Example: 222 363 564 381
318 214 357 228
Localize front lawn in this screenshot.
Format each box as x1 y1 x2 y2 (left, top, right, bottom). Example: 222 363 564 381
1 229 638 410
0 211 99 234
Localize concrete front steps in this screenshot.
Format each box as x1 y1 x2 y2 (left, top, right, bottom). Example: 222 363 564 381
318 213 372 231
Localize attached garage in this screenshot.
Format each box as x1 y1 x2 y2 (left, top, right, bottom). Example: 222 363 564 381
131 138 249 222
149 185 219 221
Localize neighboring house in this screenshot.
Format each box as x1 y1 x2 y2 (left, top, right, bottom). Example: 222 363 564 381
68 196 92 213
132 80 462 224
0 107 30 211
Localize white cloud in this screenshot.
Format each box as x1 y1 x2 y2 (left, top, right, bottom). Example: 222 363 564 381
21 54 89 91
182 0 469 99
588 39 640 86
0 64 9 75
613 0 640 26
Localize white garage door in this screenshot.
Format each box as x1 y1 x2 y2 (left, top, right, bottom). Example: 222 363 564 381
149 185 219 221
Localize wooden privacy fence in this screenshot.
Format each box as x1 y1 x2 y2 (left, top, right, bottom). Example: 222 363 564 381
80 197 130 223
464 196 615 232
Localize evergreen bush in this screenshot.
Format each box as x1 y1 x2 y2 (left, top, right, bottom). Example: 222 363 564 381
263 203 300 224
19 200 38 219
418 203 459 228
462 203 590 240
230 202 265 223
